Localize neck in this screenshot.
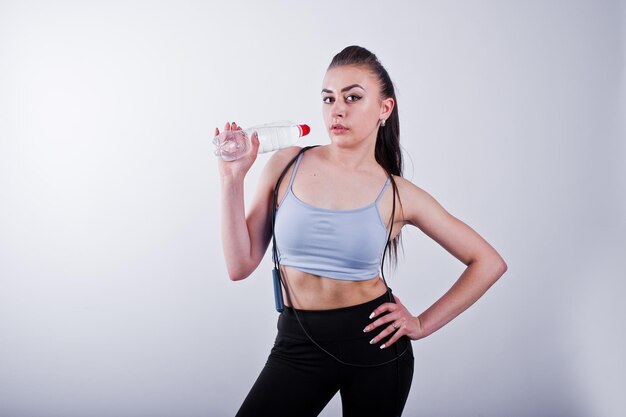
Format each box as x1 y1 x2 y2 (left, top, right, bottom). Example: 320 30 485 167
323 122 383 171
324 140 379 171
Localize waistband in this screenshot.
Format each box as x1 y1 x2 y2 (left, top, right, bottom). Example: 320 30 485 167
278 290 395 341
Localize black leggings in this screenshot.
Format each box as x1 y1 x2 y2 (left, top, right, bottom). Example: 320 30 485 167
235 291 414 417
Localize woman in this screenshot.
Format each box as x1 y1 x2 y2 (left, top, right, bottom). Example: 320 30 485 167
217 45 507 417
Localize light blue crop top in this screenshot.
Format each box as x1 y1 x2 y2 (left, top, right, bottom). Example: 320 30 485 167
274 152 391 281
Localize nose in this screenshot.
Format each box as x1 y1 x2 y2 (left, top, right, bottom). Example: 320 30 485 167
330 100 346 119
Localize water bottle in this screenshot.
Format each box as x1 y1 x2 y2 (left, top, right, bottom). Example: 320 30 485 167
213 121 310 161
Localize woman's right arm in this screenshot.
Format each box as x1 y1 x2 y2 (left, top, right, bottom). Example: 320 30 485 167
217 122 300 281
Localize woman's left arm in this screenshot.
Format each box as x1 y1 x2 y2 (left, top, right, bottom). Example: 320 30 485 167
366 178 508 348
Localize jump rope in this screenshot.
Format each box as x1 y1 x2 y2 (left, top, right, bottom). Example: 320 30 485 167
270 145 409 368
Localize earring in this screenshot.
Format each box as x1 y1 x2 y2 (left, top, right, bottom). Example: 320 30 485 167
381 119 386 127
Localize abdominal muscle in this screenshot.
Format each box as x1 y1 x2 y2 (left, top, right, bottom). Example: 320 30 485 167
280 265 389 310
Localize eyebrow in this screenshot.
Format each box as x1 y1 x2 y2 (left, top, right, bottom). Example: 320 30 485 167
321 84 366 94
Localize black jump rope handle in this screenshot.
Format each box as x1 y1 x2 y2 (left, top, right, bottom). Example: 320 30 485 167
272 268 285 312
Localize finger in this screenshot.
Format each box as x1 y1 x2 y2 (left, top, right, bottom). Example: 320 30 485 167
249 131 260 155
366 301 398 323
368 322 400 347
368 302 394 320
380 322 407 349
363 308 399 333
224 122 230 131
214 127 219 136
230 121 237 130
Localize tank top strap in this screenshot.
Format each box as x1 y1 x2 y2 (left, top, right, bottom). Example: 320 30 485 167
374 176 392 203
287 151 305 190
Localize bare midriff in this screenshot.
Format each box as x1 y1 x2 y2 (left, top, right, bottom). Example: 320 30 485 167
280 265 389 310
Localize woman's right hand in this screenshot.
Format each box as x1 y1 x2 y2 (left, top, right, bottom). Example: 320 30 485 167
215 121 260 180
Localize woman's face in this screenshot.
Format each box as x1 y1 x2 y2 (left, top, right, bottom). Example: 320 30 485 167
321 65 393 147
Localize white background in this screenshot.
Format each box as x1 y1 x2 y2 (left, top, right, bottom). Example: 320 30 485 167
1 1 624 416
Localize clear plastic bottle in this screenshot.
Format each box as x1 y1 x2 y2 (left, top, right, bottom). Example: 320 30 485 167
213 121 310 161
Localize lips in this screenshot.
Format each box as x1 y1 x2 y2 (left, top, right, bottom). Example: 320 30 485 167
330 124 348 133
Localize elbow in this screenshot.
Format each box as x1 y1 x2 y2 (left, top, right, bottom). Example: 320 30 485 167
471 254 507 283
493 256 508 279
228 270 250 282
497 253 508 273
500 260 508 274
228 273 245 282
226 263 254 281
225 253 263 281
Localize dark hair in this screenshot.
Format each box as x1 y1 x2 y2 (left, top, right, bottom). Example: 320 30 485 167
328 45 404 268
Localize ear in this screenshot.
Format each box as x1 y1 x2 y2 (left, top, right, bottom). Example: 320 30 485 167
380 97 395 121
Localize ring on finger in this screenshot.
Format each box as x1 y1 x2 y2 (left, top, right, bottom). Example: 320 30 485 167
392 322 399 330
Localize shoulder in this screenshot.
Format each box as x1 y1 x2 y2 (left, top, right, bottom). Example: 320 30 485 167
263 146 304 175
392 175 450 228
391 175 427 200
257 146 306 189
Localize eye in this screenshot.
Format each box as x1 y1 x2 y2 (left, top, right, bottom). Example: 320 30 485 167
322 96 334 104
346 95 361 102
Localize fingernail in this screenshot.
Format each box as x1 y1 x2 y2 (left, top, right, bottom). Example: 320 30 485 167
363 326 370 333
380 344 386 349
369 338 375 345
369 312 376 319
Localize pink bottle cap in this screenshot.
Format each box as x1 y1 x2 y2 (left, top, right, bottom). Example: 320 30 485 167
299 124 311 137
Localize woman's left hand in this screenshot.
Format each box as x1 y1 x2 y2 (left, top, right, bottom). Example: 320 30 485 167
363 294 425 349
